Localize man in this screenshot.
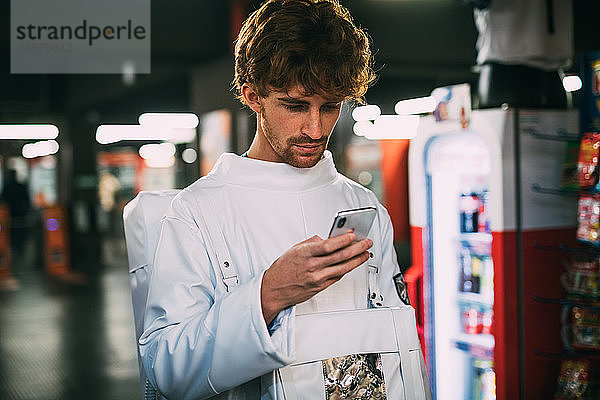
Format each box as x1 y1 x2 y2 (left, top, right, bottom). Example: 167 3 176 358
140 1 406 398
1 169 31 259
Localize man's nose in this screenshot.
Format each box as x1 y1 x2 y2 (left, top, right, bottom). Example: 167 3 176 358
302 110 323 140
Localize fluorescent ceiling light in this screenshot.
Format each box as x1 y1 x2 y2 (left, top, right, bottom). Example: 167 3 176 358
395 96 437 115
96 124 195 144
0 124 59 140
354 115 419 140
22 140 59 158
139 142 176 168
139 142 175 160
138 113 199 129
352 105 381 121
562 75 582 92
353 121 375 137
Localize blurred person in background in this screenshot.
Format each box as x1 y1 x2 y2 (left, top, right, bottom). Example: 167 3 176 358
138 1 422 399
1 169 31 262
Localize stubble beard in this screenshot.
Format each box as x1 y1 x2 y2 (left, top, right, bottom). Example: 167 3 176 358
261 109 329 169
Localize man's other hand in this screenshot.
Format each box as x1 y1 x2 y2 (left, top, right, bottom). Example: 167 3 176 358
260 232 373 325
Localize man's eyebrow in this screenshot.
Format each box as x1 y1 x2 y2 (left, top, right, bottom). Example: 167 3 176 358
276 97 310 104
276 97 342 105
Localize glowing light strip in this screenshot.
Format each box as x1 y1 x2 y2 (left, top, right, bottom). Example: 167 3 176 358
96 124 195 144
352 105 381 121
22 140 59 158
395 96 437 115
353 115 420 140
138 113 199 129
0 124 59 140
139 143 176 168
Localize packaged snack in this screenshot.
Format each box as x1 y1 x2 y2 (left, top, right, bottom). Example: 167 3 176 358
461 305 479 334
459 303 493 335
471 255 482 294
569 306 600 350
554 359 590 399
480 308 493 335
458 246 473 293
562 270 600 299
577 132 600 189
472 359 495 400
569 257 600 273
460 193 480 233
562 258 600 298
479 256 494 300
577 195 600 245
477 191 490 233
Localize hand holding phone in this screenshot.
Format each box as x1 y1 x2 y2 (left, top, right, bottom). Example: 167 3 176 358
261 207 376 324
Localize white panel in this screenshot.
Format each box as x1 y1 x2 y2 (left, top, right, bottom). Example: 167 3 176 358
518 110 579 230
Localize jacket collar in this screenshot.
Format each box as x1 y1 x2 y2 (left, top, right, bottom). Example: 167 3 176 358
207 150 338 191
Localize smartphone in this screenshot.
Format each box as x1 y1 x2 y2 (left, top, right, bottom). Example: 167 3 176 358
328 206 377 241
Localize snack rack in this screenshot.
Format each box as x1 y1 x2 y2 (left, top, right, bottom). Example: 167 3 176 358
529 130 600 399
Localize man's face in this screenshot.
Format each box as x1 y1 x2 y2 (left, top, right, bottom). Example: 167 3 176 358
255 86 343 168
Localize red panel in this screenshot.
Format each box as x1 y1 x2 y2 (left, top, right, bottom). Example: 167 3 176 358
407 225 426 362
380 140 410 242
494 227 575 400
492 231 520 400
521 228 575 400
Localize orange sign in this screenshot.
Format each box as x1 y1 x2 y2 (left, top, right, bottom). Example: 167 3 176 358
43 205 70 275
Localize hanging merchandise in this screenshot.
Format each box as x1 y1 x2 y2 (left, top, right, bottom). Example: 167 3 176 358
577 132 600 189
581 51 600 133
554 358 600 400
565 305 600 351
576 194 600 246
562 258 600 300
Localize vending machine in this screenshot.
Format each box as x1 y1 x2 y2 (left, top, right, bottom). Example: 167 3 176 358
408 108 579 400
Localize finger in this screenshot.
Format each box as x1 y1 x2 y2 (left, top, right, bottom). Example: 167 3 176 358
317 238 373 267
296 235 323 246
314 250 371 282
293 235 323 254
309 232 357 256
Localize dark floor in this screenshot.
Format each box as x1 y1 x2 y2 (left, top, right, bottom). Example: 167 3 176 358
0 238 141 400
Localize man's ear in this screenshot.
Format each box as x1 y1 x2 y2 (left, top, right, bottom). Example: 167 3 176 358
241 83 262 113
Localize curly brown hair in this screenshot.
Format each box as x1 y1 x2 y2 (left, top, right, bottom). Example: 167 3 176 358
233 0 375 105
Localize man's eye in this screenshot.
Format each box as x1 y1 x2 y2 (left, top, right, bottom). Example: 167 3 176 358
284 104 306 112
322 105 341 112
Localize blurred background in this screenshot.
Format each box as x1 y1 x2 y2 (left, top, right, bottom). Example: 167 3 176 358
1 1 600 399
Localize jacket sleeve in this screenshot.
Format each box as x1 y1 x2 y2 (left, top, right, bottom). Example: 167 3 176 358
139 196 294 399
375 202 404 308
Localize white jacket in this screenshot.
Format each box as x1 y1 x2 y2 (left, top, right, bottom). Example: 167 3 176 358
139 151 402 399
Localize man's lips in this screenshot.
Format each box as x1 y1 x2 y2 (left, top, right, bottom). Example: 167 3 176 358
293 143 323 153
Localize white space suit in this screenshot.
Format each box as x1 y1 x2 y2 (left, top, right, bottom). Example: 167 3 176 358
140 151 402 399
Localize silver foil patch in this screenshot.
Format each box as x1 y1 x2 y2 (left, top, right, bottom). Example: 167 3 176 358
322 353 387 399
